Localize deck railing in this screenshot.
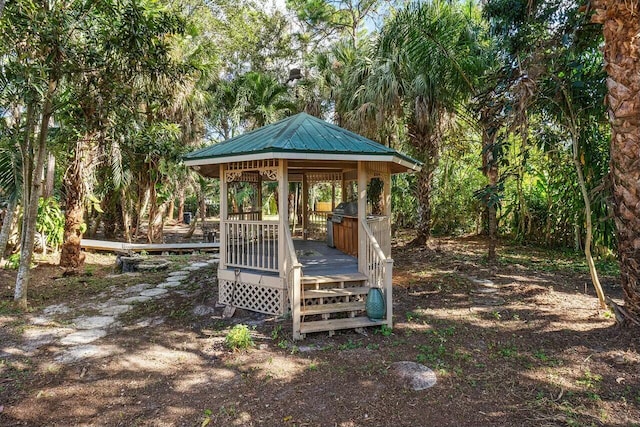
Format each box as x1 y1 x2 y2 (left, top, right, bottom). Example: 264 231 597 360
228 211 261 221
362 219 393 327
224 220 278 272
307 210 330 237
283 225 303 337
367 216 391 258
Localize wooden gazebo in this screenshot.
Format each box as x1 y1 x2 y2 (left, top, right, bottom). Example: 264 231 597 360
184 113 420 339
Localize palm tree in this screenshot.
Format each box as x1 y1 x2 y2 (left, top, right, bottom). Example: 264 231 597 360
370 0 487 245
591 1 640 322
0 146 21 258
236 71 294 129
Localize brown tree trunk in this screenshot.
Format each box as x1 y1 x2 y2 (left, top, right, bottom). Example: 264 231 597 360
121 187 133 243
592 1 640 320
59 139 89 271
408 119 439 246
481 108 500 262
0 198 18 259
43 152 55 199
177 187 185 224
167 199 174 222
15 79 55 308
147 175 159 243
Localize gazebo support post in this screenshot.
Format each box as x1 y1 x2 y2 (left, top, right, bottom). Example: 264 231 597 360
278 159 288 277
219 163 228 269
357 161 367 274
331 180 336 210
257 175 263 221
383 168 392 257
302 173 309 240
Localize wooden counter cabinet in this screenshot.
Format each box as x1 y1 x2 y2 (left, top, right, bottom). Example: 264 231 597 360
329 215 358 256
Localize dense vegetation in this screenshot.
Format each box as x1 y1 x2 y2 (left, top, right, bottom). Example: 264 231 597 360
0 0 638 322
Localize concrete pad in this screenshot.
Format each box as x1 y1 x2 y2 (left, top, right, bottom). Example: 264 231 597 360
42 304 70 316
55 344 116 363
60 329 107 346
99 305 132 316
168 271 189 277
72 316 116 330
122 295 152 304
190 262 210 268
133 317 165 328
29 316 54 326
123 283 155 295
157 281 183 289
139 288 168 297
22 327 75 352
470 288 498 295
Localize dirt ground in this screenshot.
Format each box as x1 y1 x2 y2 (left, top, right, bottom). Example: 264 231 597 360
0 232 638 427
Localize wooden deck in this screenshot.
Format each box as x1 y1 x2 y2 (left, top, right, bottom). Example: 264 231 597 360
294 239 358 276
224 239 358 276
81 239 220 253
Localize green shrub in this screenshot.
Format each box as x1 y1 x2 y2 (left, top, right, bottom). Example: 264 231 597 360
36 197 65 251
225 324 254 351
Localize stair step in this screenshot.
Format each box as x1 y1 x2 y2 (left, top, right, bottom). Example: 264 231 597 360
299 316 386 334
301 301 365 316
301 273 367 285
303 286 370 299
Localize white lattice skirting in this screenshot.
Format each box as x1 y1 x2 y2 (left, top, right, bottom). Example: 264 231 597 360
219 278 287 315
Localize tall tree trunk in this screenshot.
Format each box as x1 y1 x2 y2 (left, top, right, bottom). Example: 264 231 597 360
167 198 175 222
43 151 55 199
481 109 500 262
0 198 18 259
571 132 606 309
59 140 89 270
15 79 55 308
199 195 206 222
148 201 167 242
592 1 640 320
177 187 185 224
409 123 439 246
121 187 132 243
147 176 158 243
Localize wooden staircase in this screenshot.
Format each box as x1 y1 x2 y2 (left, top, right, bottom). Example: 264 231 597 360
296 273 386 338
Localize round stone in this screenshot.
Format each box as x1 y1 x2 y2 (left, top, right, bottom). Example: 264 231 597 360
390 361 437 391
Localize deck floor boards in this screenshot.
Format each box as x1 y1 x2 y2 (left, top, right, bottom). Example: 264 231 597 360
225 239 358 277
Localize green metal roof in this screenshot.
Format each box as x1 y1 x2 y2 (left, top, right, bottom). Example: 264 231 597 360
184 112 421 170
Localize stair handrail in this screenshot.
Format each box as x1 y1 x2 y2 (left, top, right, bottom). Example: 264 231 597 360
361 219 393 327
283 225 303 337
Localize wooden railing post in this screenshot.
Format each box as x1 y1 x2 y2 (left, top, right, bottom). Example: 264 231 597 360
292 263 303 339
384 258 394 328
